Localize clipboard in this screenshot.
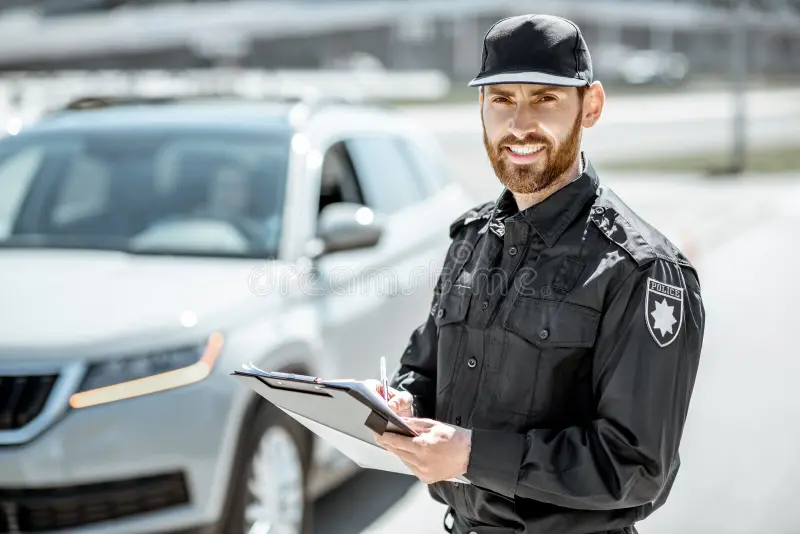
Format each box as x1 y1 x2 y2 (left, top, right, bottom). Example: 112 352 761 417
231 363 470 483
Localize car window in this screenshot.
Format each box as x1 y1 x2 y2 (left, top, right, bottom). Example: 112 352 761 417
51 153 111 227
344 136 424 215
398 138 452 193
318 141 364 214
0 128 291 258
0 145 43 238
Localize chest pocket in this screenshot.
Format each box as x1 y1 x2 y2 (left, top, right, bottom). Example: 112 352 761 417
495 297 601 423
433 285 470 402
434 284 470 328
504 297 600 348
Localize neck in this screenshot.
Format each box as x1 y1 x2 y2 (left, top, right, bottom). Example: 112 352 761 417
512 154 583 212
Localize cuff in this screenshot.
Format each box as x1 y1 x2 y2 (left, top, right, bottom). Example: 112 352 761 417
465 428 526 500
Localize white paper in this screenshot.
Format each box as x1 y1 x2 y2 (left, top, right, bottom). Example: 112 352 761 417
279 407 469 484
279 408 412 473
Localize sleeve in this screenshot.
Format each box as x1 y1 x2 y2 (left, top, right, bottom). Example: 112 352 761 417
465 258 706 510
389 263 443 420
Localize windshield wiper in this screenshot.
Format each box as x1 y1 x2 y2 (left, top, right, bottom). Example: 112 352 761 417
125 248 276 260
0 233 276 259
0 234 129 252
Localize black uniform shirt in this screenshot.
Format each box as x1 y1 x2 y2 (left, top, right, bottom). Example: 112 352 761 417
391 155 705 534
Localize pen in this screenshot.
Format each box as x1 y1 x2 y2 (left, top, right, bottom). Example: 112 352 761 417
380 356 389 402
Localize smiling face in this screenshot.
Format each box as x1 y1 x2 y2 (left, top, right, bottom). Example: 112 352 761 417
480 82 604 195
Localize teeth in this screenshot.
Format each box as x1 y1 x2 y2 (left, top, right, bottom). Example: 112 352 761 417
508 145 543 155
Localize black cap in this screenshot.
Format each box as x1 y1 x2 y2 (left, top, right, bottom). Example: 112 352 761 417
469 14 592 88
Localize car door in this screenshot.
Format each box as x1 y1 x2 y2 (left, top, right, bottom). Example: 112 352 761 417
336 134 452 379
309 132 470 384
307 139 393 384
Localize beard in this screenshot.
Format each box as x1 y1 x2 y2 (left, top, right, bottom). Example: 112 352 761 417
482 111 583 195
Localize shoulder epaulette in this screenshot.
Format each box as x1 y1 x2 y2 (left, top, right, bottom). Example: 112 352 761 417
589 186 694 271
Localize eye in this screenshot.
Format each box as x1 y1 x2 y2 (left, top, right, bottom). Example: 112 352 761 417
492 96 511 104
538 95 558 102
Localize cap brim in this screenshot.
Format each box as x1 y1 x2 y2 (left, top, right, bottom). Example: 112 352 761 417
468 71 589 88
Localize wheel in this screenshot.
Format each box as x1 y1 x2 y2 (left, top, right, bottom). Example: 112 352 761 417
222 402 313 534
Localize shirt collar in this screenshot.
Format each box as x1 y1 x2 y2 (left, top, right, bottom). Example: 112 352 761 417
486 152 599 247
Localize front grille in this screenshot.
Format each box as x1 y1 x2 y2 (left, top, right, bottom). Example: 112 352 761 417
0 472 189 532
0 375 58 430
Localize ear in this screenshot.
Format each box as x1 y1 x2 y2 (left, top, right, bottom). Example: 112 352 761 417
581 81 605 129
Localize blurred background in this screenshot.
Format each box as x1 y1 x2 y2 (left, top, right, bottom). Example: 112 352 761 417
0 1 798 534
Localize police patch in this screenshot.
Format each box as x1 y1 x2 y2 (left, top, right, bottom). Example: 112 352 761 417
645 278 684 348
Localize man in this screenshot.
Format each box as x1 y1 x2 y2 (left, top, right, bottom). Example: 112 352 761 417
373 14 706 534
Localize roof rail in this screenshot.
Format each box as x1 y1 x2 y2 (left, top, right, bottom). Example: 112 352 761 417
54 89 363 114
61 94 199 110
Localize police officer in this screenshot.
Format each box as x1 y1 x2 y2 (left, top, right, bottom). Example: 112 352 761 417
373 13 705 534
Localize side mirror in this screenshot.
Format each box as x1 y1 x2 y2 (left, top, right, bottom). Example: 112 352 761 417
307 202 383 258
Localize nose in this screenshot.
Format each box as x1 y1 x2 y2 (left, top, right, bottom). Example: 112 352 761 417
507 106 540 139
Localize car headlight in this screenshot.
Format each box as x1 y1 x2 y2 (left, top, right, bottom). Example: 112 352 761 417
69 332 224 409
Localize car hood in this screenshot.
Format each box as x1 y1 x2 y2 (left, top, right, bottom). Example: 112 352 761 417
0 249 288 351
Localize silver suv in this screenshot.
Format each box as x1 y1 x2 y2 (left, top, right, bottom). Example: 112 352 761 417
0 94 473 534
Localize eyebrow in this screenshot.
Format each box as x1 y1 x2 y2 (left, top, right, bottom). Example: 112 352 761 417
486 85 565 97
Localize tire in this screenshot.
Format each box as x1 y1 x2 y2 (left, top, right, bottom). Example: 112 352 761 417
221 401 313 534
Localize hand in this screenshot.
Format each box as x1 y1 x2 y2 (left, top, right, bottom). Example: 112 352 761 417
365 379 414 418
374 418 472 484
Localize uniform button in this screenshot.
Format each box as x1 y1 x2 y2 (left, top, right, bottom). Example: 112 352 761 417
455 416 461 425
539 329 549 340
437 308 444 318
467 358 477 368
508 245 518 256
481 300 489 310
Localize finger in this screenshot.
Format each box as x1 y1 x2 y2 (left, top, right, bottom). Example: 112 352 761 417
365 379 383 396
375 431 402 448
403 418 437 431
380 434 422 455
379 384 402 402
374 431 406 447
374 431 404 448
388 399 410 415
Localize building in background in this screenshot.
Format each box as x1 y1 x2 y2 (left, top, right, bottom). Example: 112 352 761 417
0 0 799 84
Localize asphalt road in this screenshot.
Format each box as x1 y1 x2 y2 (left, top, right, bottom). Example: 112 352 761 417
312 88 800 534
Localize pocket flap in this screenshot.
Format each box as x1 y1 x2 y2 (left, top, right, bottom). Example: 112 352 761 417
504 298 600 348
434 286 470 327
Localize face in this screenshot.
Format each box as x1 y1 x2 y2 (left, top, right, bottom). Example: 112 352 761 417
481 82 603 194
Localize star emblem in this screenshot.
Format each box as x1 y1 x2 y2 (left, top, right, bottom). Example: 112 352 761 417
650 299 677 336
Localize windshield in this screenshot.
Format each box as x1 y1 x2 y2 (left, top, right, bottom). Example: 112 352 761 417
0 128 290 258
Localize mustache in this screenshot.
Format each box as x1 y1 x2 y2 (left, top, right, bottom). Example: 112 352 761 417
496 134 552 148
